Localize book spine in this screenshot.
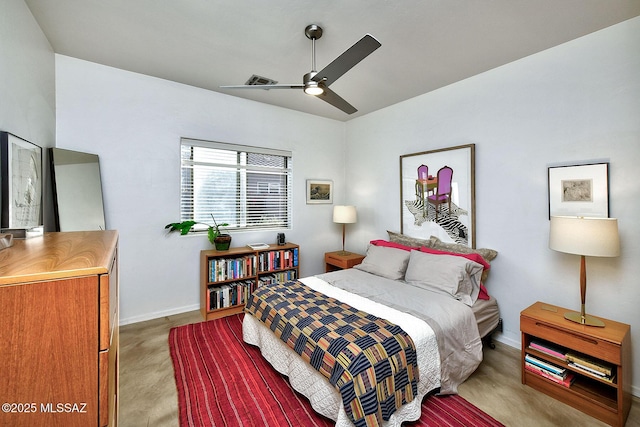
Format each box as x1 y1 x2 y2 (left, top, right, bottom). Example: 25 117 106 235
525 363 573 387
529 342 566 360
524 354 565 376
565 353 612 376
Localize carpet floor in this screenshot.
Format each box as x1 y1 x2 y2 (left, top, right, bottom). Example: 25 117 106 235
169 313 504 427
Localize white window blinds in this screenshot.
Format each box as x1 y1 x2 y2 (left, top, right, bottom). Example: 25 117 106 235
180 138 292 232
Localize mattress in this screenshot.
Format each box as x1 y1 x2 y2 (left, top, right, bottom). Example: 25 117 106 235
471 295 500 338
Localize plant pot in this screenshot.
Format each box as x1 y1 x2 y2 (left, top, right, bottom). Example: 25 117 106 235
214 234 232 251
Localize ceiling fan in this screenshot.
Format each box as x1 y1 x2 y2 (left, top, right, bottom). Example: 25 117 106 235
221 24 381 114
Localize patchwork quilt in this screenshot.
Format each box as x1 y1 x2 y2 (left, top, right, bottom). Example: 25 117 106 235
245 280 418 427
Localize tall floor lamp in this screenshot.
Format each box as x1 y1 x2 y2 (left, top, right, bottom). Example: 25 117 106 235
549 216 620 327
333 205 357 255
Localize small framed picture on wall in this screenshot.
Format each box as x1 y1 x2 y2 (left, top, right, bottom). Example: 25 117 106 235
548 162 609 219
306 179 333 204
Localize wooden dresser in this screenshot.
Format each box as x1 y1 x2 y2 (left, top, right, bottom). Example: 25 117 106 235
0 231 119 427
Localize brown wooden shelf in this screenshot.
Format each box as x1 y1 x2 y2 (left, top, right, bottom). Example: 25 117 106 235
521 301 630 427
200 243 299 321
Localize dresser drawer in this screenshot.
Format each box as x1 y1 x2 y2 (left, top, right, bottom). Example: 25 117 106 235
521 316 620 364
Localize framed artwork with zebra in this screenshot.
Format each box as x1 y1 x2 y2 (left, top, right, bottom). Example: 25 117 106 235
399 144 475 248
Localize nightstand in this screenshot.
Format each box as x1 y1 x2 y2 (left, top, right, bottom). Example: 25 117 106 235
324 251 365 272
520 301 631 427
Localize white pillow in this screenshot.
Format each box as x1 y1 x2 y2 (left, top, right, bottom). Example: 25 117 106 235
404 250 483 306
353 245 411 280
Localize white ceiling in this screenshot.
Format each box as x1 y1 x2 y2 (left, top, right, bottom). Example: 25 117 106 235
24 0 640 121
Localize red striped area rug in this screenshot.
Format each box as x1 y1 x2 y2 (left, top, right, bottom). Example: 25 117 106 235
169 314 504 427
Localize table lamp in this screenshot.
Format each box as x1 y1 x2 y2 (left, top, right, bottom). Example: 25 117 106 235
333 205 357 255
549 216 620 327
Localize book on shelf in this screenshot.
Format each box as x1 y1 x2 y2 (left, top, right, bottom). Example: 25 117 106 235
525 362 575 388
257 248 297 272
524 354 565 376
208 279 254 310
529 339 567 360
565 352 613 377
568 362 616 383
209 255 257 282
247 243 269 250
258 269 297 286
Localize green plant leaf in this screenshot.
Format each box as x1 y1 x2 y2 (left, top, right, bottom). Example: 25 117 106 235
165 221 197 235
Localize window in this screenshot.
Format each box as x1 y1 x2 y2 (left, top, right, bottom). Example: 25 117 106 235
180 138 292 232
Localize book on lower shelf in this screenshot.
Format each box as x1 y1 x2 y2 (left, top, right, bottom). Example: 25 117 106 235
565 352 613 377
524 354 566 376
525 362 575 387
208 280 256 310
258 269 297 286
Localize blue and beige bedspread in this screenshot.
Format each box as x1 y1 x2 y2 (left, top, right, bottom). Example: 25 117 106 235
245 280 419 427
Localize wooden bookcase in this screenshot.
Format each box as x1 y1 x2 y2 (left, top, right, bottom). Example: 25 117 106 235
200 243 299 320
520 301 631 427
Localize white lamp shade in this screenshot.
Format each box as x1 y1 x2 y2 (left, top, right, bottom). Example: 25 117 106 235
333 205 357 224
549 216 620 257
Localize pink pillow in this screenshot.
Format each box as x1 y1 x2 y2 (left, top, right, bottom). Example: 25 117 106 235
419 246 491 300
369 239 417 252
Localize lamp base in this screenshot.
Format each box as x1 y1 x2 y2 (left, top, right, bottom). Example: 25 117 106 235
335 250 352 256
564 311 605 327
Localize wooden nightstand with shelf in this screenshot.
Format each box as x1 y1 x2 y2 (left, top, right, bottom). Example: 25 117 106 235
520 301 631 427
201 243 299 320
324 251 365 272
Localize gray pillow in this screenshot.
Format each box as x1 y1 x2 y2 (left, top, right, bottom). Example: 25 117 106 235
404 250 483 306
428 236 498 262
387 230 434 249
353 245 411 280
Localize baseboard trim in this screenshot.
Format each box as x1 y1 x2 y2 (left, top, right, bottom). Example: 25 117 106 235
119 304 200 326
492 333 519 350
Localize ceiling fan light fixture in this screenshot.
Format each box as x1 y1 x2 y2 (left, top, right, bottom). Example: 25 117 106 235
303 71 324 95
304 83 324 96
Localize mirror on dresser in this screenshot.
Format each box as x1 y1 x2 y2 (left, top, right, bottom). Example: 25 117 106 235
50 148 106 231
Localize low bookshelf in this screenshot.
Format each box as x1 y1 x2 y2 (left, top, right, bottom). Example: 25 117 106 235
200 243 299 320
520 301 631 427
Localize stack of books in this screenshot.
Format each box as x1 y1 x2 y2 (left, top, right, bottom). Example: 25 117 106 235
525 354 575 387
208 279 255 310
529 339 567 360
566 352 616 383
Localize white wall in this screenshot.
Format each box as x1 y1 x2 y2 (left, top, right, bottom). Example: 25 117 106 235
346 17 640 394
0 0 56 229
55 56 346 324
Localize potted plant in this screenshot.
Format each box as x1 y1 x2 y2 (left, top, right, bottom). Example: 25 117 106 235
165 215 232 250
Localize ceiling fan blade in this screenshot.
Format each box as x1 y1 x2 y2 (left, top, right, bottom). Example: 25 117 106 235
312 34 381 86
221 84 304 90
316 86 357 115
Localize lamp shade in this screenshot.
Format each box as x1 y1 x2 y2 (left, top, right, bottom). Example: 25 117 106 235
549 216 620 257
333 205 357 224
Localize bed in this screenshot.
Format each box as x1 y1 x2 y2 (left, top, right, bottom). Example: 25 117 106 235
243 235 500 427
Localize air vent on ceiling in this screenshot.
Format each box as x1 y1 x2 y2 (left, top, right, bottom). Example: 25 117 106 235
245 74 278 86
